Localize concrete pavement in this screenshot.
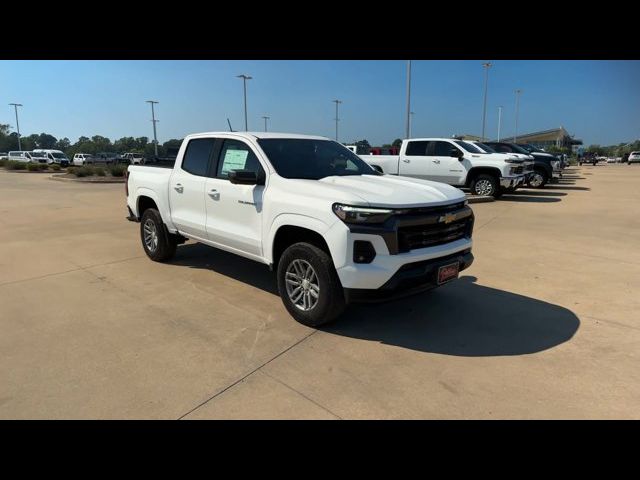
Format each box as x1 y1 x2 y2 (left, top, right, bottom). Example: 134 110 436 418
0 165 638 418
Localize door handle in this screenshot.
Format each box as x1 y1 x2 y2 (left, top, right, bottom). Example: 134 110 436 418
432 160 441 164
208 189 220 200
402 159 410 163
174 184 183 193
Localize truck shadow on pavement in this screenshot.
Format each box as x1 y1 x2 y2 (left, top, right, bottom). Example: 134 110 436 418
324 276 580 357
544 185 591 191
509 190 567 197
171 243 280 295
499 194 561 203
171 245 580 357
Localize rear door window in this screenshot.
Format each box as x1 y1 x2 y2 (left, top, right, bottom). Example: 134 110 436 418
181 138 216 177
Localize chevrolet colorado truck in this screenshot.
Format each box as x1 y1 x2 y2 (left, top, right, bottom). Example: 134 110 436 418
126 132 475 327
360 137 527 198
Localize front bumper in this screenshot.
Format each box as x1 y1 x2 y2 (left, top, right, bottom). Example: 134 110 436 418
500 174 526 189
344 249 474 303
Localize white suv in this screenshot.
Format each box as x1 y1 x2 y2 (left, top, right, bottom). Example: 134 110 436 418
73 153 94 166
628 152 640 164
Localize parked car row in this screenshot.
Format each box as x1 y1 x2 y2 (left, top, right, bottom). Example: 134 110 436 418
72 152 145 165
5 150 70 167
359 138 563 198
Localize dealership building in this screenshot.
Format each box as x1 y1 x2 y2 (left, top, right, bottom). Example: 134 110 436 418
501 127 583 150
456 127 583 151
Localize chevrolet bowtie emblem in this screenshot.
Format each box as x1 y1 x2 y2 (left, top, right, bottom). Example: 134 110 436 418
439 212 457 224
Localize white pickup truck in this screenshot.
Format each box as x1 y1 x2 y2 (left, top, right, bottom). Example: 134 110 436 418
360 138 527 198
125 132 475 327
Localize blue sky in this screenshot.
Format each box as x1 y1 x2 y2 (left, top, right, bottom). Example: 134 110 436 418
1 60 639 146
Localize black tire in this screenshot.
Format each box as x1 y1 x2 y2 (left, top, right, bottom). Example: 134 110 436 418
140 208 177 262
277 242 345 327
527 169 548 188
470 173 499 198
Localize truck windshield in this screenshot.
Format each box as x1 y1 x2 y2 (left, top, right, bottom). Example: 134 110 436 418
475 142 497 153
453 141 484 154
257 139 380 180
507 144 531 154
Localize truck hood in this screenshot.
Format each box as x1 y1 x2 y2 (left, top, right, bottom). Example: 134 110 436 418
316 174 465 208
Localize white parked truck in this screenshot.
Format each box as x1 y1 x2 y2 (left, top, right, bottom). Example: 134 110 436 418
360 138 527 198
126 132 475 326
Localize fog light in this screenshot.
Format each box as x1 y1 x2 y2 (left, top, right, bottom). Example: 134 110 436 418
353 240 376 264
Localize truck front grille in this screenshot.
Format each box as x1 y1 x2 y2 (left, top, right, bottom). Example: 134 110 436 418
397 216 473 253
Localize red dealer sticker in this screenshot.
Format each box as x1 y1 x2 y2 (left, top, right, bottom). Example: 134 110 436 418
437 263 459 285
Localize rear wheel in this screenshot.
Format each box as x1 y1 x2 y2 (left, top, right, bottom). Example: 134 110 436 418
140 208 177 262
277 242 345 327
470 174 499 198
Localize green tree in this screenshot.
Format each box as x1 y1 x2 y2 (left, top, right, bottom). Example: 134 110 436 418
392 138 402 147
56 138 71 151
37 133 58 149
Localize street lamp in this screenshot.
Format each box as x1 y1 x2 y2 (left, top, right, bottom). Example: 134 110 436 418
9 103 23 150
262 115 270 132
497 106 503 142
333 99 342 142
481 62 492 141
237 74 252 131
514 89 522 143
146 100 159 157
405 60 412 139
409 111 415 138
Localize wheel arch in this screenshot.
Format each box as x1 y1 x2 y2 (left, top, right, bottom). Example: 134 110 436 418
267 215 333 269
465 166 502 187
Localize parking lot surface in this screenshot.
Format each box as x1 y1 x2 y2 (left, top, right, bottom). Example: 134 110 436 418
1 165 639 419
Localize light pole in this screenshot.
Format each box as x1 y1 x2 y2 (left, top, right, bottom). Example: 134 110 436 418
9 103 23 151
262 115 270 132
333 99 342 142
497 106 503 141
514 89 522 143
405 60 412 139
409 111 415 138
146 100 159 157
237 74 252 131
481 62 492 141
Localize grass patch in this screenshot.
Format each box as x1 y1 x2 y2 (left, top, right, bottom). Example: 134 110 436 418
0 159 6 167
50 164 61 171
27 163 41 171
94 167 106 176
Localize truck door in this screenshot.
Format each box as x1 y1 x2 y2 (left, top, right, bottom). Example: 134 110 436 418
168 137 214 239
427 141 466 185
204 138 265 257
398 140 434 179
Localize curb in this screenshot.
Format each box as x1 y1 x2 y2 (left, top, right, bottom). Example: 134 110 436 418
49 174 125 184
465 195 494 204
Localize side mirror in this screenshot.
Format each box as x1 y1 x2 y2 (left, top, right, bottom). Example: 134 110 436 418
229 169 265 185
451 149 464 160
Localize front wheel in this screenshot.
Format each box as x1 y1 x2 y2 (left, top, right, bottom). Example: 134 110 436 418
140 208 177 262
470 174 499 198
277 242 345 327
527 170 548 188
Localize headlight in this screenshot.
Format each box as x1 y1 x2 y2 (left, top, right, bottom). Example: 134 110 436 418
332 203 396 224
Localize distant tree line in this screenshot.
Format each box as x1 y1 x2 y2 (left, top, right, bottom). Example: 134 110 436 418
0 124 183 158
584 141 640 157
